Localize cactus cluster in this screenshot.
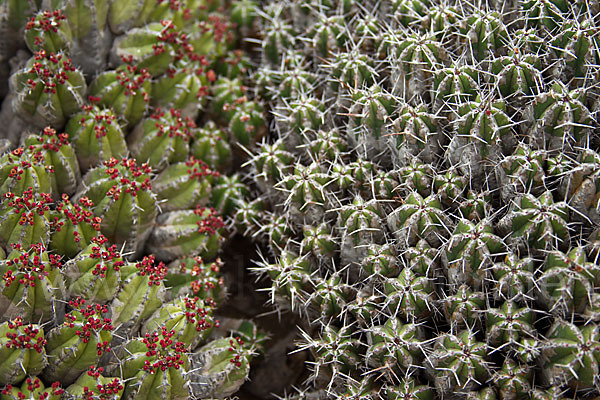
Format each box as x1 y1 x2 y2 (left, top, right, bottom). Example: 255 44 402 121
0 0 263 399
237 0 600 398
3 0 600 399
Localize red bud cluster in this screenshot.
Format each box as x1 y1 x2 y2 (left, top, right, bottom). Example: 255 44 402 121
194 207 224 235
136 255 167 286
64 298 113 346
4 317 46 353
3 243 60 288
141 328 187 374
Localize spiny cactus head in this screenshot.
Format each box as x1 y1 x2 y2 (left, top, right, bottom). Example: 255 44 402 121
1 376 63 400
24 8 71 54
9 50 86 129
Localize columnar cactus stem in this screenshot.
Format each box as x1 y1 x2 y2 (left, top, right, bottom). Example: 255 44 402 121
42 298 114 385
1 376 63 400
9 50 86 129
0 318 47 385
75 157 157 257
0 188 52 249
65 105 127 172
65 366 123 400
147 206 225 262
88 59 151 128
63 235 124 303
0 243 64 323
117 327 191 400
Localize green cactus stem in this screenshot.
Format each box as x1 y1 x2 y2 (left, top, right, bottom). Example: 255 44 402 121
0 146 54 198
109 255 167 340
164 256 225 304
152 156 219 212
9 50 86 129
128 107 195 170
0 243 64 323
24 9 71 54
0 376 63 400
0 188 52 249
65 366 123 400
42 298 114 385
117 327 191 400
428 329 490 394
443 218 505 290
188 336 254 399
75 157 157 257
62 235 124 303
88 59 151 128
147 206 224 262
65 105 127 172
540 320 600 390
48 194 101 258
537 246 600 318
0 318 47 385
141 295 217 349
496 191 570 253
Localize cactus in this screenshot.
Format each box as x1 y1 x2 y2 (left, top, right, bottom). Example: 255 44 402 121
109 255 167 341
1 376 63 400
442 284 486 330
190 121 232 173
164 256 225 303
23 9 71 54
391 101 441 165
0 318 47 385
493 359 532 400
188 336 254 399
151 157 218 212
386 191 452 248
338 195 386 266
443 218 505 290
496 143 546 202
0 243 64 323
0 147 54 198
128 107 196 170
88 60 151 128
49 194 101 258
75 157 157 257
64 105 127 172
485 301 536 352
21 127 80 197
387 31 446 101
458 9 507 63
62 235 124 303
383 267 436 321
525 81 592 151
446 94 513 188
365 318 426 377
540 320 600 390
386 377 434 400
9 50 86 129
141 295 217 349
489 252 536 303
112 20 193 76
537 246 600 318
147 206 224 262
0 188 52 249
428 329 490 394
42 298 113 384
497 191 570 252
116 327 191 400
65 366 123 400
152 59 211 119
